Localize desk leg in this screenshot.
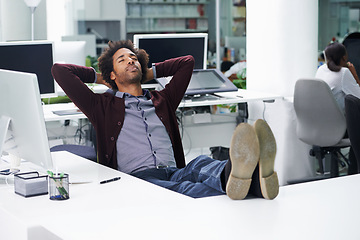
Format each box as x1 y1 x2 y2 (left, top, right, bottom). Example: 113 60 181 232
236 102 248 124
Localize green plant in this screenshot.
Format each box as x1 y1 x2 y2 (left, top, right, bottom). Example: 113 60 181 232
233 67 246 89
86 55 99 72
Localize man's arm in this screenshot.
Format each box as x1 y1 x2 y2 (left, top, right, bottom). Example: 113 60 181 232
51 63 101 122
154 55 195 110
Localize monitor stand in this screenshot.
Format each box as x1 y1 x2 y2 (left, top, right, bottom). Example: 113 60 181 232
184 94 221 102
0 116 11 156
0 116 22 171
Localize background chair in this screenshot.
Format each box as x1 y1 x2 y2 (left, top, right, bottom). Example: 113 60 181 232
345 94 360 173
343 32 360 76
50 123 97 162
293 78 350 178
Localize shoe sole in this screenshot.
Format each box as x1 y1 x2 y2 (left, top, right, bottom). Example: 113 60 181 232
254 119 279 200
226 123 260 200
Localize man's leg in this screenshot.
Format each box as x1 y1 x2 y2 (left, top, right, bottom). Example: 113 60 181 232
131 157 227 198
168 155 227 198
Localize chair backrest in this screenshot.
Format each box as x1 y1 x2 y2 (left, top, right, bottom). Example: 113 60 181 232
293 78 347 147
345 94 360 160
343 32 360 77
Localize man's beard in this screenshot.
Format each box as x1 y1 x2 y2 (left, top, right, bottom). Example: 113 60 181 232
127 72 142 84
114 69 142 85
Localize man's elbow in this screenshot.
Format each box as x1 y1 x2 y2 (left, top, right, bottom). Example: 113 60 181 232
185 55 195 68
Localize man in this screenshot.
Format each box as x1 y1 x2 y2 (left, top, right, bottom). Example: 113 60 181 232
51 40 279 199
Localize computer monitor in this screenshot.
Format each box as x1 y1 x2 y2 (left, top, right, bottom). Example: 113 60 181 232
54 41 86 66
0 41 56 98
0 69 53 172
62 34 97 58
156 69 238 98
133 33 208 70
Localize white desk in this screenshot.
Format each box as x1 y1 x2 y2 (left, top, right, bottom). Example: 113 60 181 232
0 151 359 240
43 89 282 151
42 102 86 122
43 89 283 162
43 89 283 122
179 88 282 108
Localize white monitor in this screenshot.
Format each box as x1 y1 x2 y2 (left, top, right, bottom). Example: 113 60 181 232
0 41 57 98
62 34 97 58
54 41 86 66
0 69 53 172
134 33 208 70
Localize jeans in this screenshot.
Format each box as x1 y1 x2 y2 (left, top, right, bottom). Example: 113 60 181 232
131 155 227 198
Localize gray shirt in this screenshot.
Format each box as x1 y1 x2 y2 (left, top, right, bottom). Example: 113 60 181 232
115 90 176 174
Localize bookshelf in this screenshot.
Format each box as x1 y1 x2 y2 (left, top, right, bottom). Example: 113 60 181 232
126 0 209 39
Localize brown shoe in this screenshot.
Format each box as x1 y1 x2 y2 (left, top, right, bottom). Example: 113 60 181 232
253 119 279 200
226 123 260 200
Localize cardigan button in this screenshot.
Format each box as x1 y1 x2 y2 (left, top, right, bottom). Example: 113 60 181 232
110 137 114 141
118 121 122 126
105 154 109 158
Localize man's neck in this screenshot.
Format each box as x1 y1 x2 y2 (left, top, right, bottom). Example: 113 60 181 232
117 83 143 96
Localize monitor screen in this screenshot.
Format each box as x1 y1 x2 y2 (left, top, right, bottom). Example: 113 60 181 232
134 33 208 70
0 41 56 98
0 69 53 172
156 69 238 97
54 41 86 66
62 34 97 58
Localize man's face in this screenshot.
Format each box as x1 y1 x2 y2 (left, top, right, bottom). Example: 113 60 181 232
110 48 142 86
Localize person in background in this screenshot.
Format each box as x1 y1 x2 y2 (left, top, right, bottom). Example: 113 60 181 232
316 42 360 174
51 40 279 200
316 42 360 114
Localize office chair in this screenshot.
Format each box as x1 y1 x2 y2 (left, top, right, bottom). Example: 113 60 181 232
293 78 350 178
345 94 360 173
343 32 360 77
50 124 97 162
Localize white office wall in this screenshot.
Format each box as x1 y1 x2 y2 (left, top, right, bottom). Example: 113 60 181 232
46 0 68 42
0 0 47 41
247 0 319 185
247 0 318 97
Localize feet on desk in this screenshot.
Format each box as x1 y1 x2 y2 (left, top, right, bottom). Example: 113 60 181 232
226 119 279 200
226 123 259 200
254 119 279 200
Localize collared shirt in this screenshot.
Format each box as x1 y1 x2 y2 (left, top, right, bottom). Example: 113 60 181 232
115 89 176 174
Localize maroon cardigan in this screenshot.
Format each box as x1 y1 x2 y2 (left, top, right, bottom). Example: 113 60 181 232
51 55 195 170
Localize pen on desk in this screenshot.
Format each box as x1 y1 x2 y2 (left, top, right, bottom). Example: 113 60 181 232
100 176 121 184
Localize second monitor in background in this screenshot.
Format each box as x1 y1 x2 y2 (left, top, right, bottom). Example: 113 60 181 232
0 41 56 98
54 41 86 66
134 33 208 70
62 34 97 58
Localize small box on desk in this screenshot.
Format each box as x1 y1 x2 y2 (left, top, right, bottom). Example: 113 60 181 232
14 172 48 197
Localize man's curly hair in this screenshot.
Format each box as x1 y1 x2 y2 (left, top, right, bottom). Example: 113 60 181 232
98 40 149 90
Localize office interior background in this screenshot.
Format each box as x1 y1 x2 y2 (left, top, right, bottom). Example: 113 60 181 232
0 0 358 185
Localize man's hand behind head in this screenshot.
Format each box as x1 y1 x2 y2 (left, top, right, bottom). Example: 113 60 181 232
96 72 112 89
